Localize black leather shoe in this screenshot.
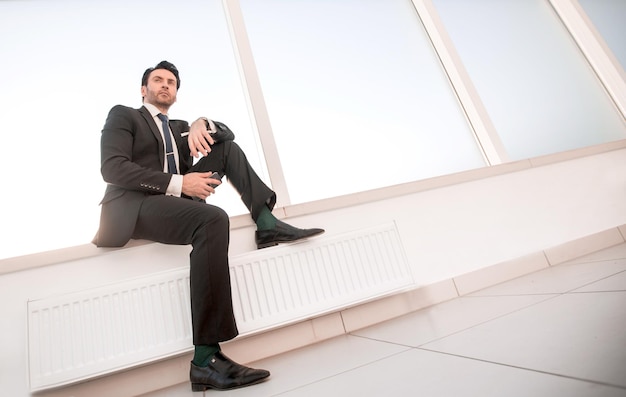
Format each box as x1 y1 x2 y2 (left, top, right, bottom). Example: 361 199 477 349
255 220 325 249
190 351 270 391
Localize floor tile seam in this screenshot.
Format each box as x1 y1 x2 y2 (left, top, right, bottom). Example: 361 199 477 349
469 268 626 297
350 294 558 351
348 333 416 350
562 257 626 266
464 293 560 298
567 289 626 295
268 348 414 397
564 269 626 294
416 347 626 390
409 294 563 347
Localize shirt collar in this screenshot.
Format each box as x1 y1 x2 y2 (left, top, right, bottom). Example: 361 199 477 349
143 102 166 118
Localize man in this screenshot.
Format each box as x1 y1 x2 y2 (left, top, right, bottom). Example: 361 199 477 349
93 60 324 391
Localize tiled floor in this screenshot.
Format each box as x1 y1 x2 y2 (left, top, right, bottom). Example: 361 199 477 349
143 243 626 396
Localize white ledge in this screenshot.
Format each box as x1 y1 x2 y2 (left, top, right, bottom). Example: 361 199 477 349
2 138 625 276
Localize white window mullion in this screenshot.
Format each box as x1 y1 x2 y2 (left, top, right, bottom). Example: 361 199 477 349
549 0 626 119
222 0 292 207
410 0 510 165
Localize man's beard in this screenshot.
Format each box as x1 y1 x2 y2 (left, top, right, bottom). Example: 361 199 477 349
147 90 176 108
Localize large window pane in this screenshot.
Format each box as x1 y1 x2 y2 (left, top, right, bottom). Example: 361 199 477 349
0 0 257 259
240 0 485 204
432 0 626 161
578 0 626 70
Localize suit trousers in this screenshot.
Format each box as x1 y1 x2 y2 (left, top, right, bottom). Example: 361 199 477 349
190 140 276 221
131 140 276 345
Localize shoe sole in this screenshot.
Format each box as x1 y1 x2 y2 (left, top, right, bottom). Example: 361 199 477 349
256 230 325 249
191 376 270 391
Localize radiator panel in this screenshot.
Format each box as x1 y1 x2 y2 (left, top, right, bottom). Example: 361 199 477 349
28 222 412 391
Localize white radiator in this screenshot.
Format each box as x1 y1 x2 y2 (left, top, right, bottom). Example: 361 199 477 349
28 222 413 391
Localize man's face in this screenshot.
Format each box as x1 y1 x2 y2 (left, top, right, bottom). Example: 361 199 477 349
141 68 178 110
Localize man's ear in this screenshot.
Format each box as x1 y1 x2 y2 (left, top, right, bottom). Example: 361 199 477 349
140 85 147 98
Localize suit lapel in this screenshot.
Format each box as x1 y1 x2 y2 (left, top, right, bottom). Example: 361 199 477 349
139 106 166 170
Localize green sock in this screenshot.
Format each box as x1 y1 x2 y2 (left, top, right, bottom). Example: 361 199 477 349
256 205 277 231
192 344 220 367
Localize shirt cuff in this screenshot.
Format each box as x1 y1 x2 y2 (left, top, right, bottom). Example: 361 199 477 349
166 174 183 197
207 118 216 132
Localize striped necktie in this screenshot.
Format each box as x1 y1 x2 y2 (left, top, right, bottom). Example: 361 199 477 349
157 113 178 174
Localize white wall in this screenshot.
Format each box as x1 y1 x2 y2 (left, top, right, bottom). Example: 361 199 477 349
268 148 625 287
1 147 625 396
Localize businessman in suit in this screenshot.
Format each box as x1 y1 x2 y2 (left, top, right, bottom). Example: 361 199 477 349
93 61 323 391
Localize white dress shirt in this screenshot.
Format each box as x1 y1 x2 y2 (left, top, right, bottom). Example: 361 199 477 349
143 102 184 197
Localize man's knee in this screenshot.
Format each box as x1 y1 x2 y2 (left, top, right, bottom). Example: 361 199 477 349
199 205 229 230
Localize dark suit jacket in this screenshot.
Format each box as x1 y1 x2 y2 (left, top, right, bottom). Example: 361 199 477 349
94 105 234 247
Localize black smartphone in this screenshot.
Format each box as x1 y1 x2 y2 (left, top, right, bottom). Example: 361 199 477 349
209 171 222 188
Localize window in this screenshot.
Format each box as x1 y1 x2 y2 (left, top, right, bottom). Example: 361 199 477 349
0 0 257 259
2 0 622 260
432 0 626 160
578 0 626 70
239 0 485 204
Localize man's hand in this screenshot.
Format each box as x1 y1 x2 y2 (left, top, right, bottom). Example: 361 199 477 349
182 172 222 200
189 118 216 158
